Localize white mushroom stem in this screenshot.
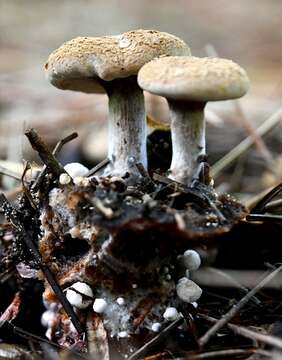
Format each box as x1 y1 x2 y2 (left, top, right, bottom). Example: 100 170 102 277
102 76 147 178
168 100 206 185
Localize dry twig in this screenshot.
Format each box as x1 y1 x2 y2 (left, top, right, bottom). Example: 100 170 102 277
211 107 282 178
199 313 282 351
199 265 282 347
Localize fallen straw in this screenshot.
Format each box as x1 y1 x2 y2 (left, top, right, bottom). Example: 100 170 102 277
211 107 282 178
198 264 282 347
199 313 282 351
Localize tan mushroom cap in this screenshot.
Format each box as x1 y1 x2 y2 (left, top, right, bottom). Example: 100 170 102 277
45 30 191 94
138 56 250 102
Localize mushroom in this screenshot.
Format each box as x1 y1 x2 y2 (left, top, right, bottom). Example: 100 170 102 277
176 277 202 303
65 281 94 309
45 30 190 180
138 56 250 185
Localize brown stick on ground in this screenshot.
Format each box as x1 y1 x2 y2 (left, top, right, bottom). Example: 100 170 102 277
32 131 78 191
199 313 282 351
128 317 184 360
182 347 271 359
198 265 282 347
25 128 68 179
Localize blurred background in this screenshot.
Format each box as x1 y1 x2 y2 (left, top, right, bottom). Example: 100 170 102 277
0 0 282 198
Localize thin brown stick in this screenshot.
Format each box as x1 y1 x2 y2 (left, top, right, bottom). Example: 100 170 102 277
0 166 22 181
199 313 282 351
86 158 110 177
199 265 282 347
32 132 78 191
192 268 282 290
233 100 274 168
191 267 260 304
9 323 87 359
205 43 274 169
142 352 168 360
211 107 282 178
246 213 282 222
128 317 184 360
181 348 271 359
251 182 282 214
265 198 282 211
25 128 67 179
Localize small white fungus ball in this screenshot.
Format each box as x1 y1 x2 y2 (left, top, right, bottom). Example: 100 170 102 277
66 282 93 309
116 297 125 306
66 289 85 309
176 277 202 303
64 162 89 178
163 307 179 321
93 298 108 314
41 310 56 328
151 322 162 332
59 173 71 185
71 282 93 298
182 250 201 270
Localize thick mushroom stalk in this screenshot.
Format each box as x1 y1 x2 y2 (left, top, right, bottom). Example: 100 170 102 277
169 100 205 183
102 77 146 177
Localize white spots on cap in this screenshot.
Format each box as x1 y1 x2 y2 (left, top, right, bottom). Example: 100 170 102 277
176 277 202 303
163 307 179 321
59 173 71 185
64 162 89 178
151 322 162 332
93 298 108 314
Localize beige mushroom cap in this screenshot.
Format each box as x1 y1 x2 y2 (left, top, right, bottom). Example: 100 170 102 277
138 56 250 102
45 30 190 93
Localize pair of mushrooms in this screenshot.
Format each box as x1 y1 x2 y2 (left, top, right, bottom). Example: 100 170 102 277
46 29 249 185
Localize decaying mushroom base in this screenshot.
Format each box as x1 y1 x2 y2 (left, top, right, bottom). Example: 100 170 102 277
38 176 247 353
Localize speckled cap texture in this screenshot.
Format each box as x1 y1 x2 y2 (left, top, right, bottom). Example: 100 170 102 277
45 30 191 93
138 56 250 102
